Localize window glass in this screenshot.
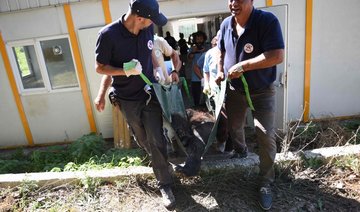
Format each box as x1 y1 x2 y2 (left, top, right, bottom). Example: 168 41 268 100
13 45 45 89
40 38 78 89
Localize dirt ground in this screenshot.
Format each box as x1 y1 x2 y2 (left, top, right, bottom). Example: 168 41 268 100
0 155 359 212
0 119 359 211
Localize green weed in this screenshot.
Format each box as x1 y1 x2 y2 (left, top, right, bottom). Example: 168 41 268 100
0 133 146 174
334 155 360 174
80 176 102 195
303 157 324 169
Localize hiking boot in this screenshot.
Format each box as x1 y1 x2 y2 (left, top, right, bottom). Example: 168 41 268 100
160 186 176 210
229 147 248 159
258 184 272 210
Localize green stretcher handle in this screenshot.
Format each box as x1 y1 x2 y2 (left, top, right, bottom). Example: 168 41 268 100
140 73 153 86
240 75 255 111
180 77 191 100
123 60 152 86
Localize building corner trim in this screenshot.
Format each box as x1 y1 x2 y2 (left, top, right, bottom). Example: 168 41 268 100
0 32 34 145
63 4 97 133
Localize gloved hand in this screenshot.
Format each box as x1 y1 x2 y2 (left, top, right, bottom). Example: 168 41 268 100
124 59 142 77
203 83 211 96
154 66 166 84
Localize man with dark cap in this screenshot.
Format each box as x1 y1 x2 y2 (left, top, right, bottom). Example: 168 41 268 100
94 0 176 209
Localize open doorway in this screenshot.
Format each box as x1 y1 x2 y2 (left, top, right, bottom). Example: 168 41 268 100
155 13 230 47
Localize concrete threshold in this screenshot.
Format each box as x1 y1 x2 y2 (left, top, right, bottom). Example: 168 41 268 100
0 144 359 188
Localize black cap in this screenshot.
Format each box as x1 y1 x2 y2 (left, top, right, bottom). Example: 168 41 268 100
130 0 168 26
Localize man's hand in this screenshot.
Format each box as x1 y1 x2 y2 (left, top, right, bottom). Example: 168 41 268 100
124 59 142 77
94 95 106 112
203 83 211 96
154 67 165 84
215 72 225 85
170 71 180 84
228 63 244 79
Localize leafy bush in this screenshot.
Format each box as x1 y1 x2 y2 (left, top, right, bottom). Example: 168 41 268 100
68 133 106 163
0 133 146 174
0 159 32 174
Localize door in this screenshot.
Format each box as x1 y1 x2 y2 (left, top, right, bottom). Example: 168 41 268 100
262 5 288 131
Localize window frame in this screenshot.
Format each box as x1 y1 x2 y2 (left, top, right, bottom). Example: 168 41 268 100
7 35 80 95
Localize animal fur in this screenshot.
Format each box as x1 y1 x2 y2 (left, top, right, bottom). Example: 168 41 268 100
170 108 215 176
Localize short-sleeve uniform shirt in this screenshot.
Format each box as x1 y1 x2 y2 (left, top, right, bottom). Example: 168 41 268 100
153 35 174 84
95 15 155 101
218 8 284 91
189 49 205 82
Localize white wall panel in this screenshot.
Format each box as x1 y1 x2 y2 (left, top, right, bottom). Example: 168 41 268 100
0 7 67 41
109 0 128 21
310 0 360 118
0 55 27 147
78 26 114 139
21 91 90 144
71 1 105 29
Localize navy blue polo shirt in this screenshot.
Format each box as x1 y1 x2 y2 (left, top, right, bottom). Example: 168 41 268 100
218 8 284 91
95 15 155 101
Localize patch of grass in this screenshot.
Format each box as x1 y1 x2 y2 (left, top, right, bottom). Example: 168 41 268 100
277 118 360 153
18 180 38 198
342 119 360 131
16 180 39 210
0 133 146 174
303 157 324 169
80 176 102 195
333 154 360 174
341 119 360 144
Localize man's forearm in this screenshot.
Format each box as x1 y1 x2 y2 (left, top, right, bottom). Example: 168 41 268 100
194 65 203 79
241 49 284 72
97 75 112 98
171 51 182 71
218 50 225 74
96 62 126 76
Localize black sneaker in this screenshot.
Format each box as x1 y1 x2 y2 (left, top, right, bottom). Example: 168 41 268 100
160 186 176 210
229 147 248 159
258 184 272 210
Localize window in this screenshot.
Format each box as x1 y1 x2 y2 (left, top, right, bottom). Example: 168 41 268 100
9 36 79 93
13 45 45 89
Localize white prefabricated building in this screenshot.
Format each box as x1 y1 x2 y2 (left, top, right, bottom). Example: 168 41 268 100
0 0 359 148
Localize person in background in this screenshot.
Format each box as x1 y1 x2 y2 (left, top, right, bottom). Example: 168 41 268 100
215 0 284 210
93 0 176 210
202 31 221 97
177 32 189 76
188 31 208 106
202 31 231 153
164 31 177 50
153 35 182 85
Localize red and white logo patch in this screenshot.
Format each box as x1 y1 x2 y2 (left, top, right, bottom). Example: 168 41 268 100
244 43 253 53
148 40 153 50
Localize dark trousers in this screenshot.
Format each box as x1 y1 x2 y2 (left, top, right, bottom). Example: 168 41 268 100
117 97 173 187
191 81 202 106
226 84 277 185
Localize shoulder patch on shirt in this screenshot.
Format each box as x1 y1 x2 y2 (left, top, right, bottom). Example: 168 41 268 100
148 40 153 50
155 49 162 58
244 43 254 53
